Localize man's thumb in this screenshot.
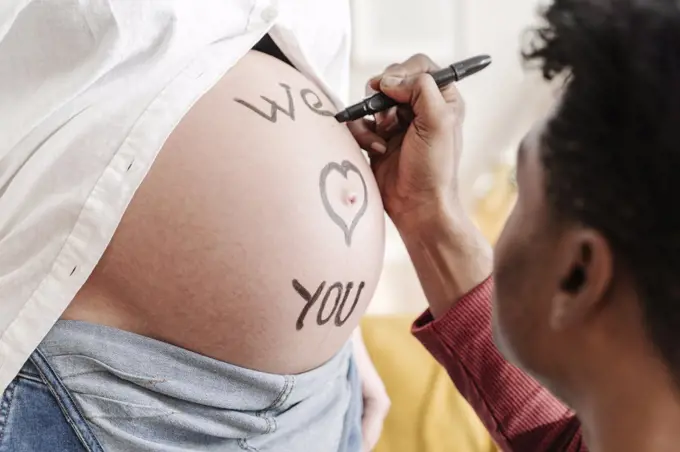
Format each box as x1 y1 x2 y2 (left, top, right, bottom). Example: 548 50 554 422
379 76 408 102
380 73 447 125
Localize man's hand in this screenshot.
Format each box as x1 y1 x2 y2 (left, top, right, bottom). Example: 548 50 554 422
348 54 465 231
353 328 390 451
348 54 492 317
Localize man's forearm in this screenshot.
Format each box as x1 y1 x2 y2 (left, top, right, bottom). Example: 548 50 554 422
397 205 493 318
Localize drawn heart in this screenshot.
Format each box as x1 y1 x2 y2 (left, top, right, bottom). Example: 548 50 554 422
319 161 368 247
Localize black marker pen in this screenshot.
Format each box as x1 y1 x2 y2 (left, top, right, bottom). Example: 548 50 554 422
335 54 492 123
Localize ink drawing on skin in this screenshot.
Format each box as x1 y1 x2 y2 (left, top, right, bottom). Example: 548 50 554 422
234 83 296 123
319 160 368 247
292 279 366 331
234 84 335 122
300 88 335 117
234 81 372 331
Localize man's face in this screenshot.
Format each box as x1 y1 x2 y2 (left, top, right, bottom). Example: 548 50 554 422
492 107 638 399
492 119 572 381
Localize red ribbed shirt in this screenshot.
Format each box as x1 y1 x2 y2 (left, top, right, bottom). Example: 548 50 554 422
412 276 587 451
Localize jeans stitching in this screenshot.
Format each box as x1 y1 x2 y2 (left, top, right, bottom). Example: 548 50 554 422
15 373 42 384
269 375 295 411
32 359 92 452
0 380 17 447
264 375 294 433
238 375 296 451
237 438 259 451
31 351 105 452
266 375 291 411
264 376 296 434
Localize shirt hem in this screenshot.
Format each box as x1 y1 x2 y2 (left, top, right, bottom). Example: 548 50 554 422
0 32 269 393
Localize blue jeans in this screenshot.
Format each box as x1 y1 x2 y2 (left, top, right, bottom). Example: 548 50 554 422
0 344 363 451
0 350 103 452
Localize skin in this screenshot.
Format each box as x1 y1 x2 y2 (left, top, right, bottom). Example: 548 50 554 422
349 54 493 309
358 54 680 452
63 51 386 377
64 47 391 451
493 118 680 452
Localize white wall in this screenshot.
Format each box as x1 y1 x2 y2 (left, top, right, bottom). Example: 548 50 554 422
349 0 556 314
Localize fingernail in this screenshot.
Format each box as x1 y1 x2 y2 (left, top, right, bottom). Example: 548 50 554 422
381 76 402 88
371 142 387 153
374 112 386 124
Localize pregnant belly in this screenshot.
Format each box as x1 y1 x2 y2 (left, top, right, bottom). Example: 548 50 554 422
64 51 386 374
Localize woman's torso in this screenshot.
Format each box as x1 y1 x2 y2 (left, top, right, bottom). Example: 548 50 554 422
63 40 386 374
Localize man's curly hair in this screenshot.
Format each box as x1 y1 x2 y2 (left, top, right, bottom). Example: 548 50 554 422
524 0 680 377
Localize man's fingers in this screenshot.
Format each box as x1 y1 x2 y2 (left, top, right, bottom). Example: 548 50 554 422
347 118 387 154
394 54 462 107
367 77 398 131
368 55 433 91
381 73 450 125
376 107 399 134
385 54 439 80
365 79 378 97
368 54 464 125
396 105 415 126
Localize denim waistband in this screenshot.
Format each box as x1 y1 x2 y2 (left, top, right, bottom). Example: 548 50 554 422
37 320 357 452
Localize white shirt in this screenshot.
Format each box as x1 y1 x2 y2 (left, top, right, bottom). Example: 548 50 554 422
0 0 352 393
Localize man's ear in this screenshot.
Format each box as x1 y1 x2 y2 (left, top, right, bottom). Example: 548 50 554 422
549 230 613 331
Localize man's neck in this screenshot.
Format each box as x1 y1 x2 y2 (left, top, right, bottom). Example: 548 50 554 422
576 360 680 452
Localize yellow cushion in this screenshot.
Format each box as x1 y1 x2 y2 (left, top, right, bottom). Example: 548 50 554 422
361 316 499 452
